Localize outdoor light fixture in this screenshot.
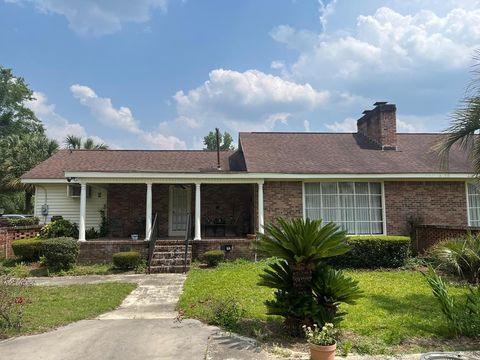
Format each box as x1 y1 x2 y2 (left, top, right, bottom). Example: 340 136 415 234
224 244 232 252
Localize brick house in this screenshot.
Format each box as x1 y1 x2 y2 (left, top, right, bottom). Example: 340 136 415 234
21 102 477 245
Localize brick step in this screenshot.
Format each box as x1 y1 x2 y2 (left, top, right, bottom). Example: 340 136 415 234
152 251 191 260
154 245 191 251
150 258 191 266
149 265 189 274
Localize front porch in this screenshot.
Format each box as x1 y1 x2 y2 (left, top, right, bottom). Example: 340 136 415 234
102 183 261 241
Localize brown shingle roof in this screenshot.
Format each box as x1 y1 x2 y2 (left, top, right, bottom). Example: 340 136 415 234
22 149 244 179
239 132 472 174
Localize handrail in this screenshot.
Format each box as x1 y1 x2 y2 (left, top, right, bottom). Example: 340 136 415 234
147 212 158 274
184 212 191 273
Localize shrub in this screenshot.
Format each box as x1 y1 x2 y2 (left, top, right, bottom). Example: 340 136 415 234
0 275 29 332
40 219 78 239
41 237 79 271
85 227 99 240
425 266 480 337
6 217 39 227
11 239 43 262
430 233 480 284
256 218 361 337
328 236 411 269
202 296 245 331
113 251 141 270
203 250 225 267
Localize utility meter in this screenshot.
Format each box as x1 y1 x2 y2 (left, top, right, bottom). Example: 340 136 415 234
41 204 49 216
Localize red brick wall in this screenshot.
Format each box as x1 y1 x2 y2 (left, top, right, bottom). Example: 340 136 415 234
385 181 467 235
264 181 303 225
78 240 149 263
0 226 41 258
415 224 480 253
193 238 254 260
357 105 397 149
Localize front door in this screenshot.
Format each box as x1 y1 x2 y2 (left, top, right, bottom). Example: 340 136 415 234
168 185 191 237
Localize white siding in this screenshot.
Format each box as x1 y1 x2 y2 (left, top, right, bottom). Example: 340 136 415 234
34 184 107 230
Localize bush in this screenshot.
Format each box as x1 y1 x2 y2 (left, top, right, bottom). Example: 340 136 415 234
85 227 99 240
328 236 411 268
11 239 43 262
425 266 480 337
40 219 78 239
203 250 225 267
430 233 480 284
113 251 141 270
202 296 245 331
6 217 39 227
41 237 79 271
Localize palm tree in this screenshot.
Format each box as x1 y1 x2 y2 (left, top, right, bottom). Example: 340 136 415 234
436 51 480 172
256 218 360 336
64 134 108 150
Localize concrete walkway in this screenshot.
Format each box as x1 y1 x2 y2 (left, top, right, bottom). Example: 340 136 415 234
0 274 276 360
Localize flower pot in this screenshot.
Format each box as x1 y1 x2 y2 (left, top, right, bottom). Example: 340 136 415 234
309 343 336 360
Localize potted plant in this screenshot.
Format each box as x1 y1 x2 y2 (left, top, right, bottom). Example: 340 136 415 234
303 323 337 360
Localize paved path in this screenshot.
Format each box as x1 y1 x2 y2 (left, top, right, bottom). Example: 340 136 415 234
0 274 275 360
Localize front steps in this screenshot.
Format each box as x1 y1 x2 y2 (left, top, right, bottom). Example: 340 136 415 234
149 240 192 273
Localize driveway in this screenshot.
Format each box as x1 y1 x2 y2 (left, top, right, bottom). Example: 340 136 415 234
0 274 275 360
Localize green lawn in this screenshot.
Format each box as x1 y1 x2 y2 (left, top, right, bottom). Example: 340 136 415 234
1 282 136 338
178 260 478 354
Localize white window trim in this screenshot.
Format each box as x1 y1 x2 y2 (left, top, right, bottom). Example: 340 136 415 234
302 180 386 236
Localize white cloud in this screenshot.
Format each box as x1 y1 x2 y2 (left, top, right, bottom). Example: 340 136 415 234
71 84 186 149
303 119 311 132
274 4 480 83
326 117 357 132
71 84 142 134
6 0 168 35
25 91 88 142
173 69 331 133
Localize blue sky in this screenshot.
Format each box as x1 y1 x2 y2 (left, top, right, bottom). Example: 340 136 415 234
1 0 479 149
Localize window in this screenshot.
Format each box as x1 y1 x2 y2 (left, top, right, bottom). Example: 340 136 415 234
467 183 480 226
304 182 384 235
67 184 91 198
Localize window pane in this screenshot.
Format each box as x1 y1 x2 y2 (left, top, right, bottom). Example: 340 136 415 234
305 183 321 195
355 182 369 194
370 195 382 207
370 208 383 221
370 183 381 194
356 195 370 207
322 195 338 208
339 182 354 194
344 222 356 234
322 208 338 222
339 194 355 208
371 222 383 234
355 208 370 222
339 208 355 221
306 208 321 220
321 182 337 194
356 222 370 234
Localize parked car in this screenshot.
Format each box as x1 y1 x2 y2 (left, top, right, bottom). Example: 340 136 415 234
1 214 34 219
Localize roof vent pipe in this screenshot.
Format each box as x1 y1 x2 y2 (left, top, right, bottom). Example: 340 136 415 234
215 127 221 170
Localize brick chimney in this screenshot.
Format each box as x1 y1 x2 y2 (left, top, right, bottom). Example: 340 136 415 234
357 101 397 150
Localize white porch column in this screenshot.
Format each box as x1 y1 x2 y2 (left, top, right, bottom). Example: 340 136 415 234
78 182 87 242
145 182 153 240
194 182 201 240
258 181 264 234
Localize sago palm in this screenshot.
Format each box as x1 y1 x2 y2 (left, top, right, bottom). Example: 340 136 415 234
256 217 349 292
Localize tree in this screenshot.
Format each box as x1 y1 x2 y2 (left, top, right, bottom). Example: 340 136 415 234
0 133 58 212
436 51 480 173
203 130 235 151
0 66 43 138
256 218 362 336
64 134 108 150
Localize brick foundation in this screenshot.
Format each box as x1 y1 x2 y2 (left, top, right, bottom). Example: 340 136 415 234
384 181 467 236
192 238 254 261
78 240 149 263
415 224 480 253
0 226 41 258
264 181 303 225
